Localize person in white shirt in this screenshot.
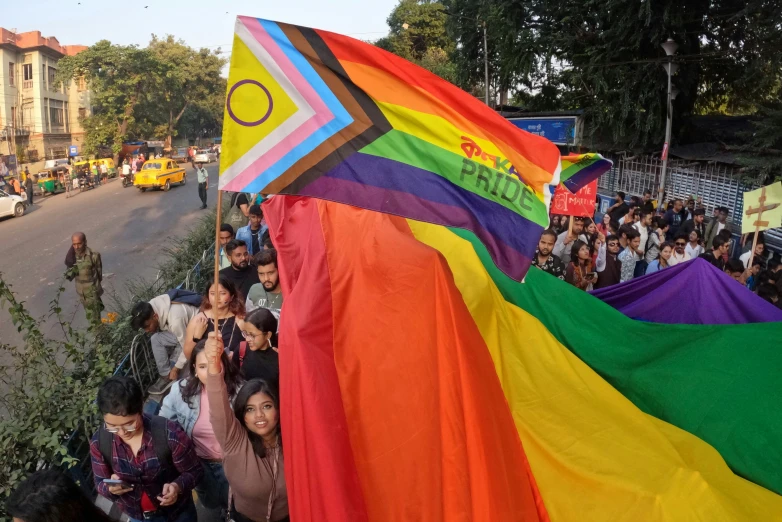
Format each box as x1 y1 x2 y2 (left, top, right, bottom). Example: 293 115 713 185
685 230 705 259
552 217 588 265
669 234 692 266
633 210 653 255
739 241 766 269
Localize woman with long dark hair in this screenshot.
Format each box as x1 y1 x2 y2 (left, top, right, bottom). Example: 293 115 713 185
235 307 279 385
184 277 245 361
7 468 114 522
204 333 288 522
160 340 242 514
565 240 596 291
646 241 674 274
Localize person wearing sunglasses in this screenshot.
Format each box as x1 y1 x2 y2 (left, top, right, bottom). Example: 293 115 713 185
668 234 692 266
90 376 203 522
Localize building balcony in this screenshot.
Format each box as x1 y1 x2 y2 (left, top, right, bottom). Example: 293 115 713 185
23 80 33 90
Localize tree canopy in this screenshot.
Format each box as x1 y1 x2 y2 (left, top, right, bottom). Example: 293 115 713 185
375 0 782 153
57 38 226 155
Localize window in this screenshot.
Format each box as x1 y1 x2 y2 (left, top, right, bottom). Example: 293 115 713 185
22 63 33 85
48 67 57 90
78 107 86 120
22 105 33 126
50 107 64 126
77 76 86 91
10 107 16 126
8 63 14 86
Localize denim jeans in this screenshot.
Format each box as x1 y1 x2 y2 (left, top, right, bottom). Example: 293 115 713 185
196 459 229 510
129 497 197 522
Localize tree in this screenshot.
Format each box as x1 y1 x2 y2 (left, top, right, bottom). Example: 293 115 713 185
56 41 157 154
176 79 227 141
147 36 227 148
376 0 459 84
440 0 782 150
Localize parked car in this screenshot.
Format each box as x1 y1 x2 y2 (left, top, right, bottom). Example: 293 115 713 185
193 149 217 163
0 188 25 218
134 159 187 192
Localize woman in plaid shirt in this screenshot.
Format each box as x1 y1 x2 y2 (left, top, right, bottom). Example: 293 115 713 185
90 376 203 522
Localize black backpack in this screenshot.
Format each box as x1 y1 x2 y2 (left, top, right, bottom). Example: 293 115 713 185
98 416 176 480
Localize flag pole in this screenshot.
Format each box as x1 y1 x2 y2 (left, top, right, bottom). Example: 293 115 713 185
213 189 223 336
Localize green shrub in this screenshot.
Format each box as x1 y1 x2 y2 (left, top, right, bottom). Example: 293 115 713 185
0 210 217 521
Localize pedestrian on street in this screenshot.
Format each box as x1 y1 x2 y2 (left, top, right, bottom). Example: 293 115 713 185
24 171 34 205
196 162 208 209
100 161 108 182
8 175 20 196
91 162 101 186
65 231 104 322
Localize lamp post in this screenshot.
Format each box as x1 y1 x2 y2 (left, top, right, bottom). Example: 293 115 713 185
483 21 490 106
658 38 679 210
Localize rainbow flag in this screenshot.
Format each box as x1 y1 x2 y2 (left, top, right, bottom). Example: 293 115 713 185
265 195 782 522
559 152 613 193
219 17 561 281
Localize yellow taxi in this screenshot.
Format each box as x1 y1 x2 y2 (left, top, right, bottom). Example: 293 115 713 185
134 159 186 192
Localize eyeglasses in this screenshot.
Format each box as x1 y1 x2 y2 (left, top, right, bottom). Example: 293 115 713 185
104 420 138 434
241 331 262 340
675 242 686 246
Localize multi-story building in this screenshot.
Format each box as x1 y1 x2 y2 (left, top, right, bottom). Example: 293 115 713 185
0 27 90 170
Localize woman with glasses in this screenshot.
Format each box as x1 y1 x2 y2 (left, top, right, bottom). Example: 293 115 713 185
183 277 245 362
205 335 289 522
89 376 203 522
235 307 279 385
646 241 675 274
160 340 243 517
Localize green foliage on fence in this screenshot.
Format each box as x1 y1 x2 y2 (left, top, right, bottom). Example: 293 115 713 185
0 210 217 521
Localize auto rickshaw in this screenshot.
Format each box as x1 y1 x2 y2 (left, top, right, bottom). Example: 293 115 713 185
73 158 118 180
36 166 69 195
134 159 186 192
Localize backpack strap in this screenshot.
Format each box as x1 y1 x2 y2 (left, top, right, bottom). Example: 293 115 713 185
150 416 175 479
98 425 114 473
239 341 247 368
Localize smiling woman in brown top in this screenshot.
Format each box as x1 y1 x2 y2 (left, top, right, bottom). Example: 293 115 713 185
204 333 288 522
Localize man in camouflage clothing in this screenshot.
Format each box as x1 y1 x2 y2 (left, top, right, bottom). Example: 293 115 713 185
65 232 104 321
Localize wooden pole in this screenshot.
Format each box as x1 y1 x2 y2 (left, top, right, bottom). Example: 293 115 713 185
567 215 574 237
213 190 223 335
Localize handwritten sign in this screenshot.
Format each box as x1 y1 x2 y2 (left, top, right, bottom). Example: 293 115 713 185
551 180 597 217
741 182 782 234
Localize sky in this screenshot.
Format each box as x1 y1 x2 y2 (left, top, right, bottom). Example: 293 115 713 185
3 0 397 58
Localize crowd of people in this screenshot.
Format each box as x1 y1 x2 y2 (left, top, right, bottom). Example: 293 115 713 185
534 190 782 306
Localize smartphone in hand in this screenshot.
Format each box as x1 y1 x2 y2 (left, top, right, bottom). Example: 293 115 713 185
103 478 133 488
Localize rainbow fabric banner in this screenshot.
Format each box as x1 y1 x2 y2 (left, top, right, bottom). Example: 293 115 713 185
265 195 782 522
219 16 561 281
559 152 613 193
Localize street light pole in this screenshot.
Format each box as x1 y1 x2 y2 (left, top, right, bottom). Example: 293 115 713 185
658 38 678 210
483 21 490 107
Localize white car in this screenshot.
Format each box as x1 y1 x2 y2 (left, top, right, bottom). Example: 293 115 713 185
193 150 217 163
0 189 25 219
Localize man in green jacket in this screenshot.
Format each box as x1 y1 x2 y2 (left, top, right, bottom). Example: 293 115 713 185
65 232 104 321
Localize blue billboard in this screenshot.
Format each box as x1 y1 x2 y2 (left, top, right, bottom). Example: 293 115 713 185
507 117 577 145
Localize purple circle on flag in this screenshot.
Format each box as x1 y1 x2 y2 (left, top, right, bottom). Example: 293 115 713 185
226 80 273 127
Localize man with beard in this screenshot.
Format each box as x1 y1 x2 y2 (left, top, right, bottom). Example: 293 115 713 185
218 239 259 300
668 233 692 266
594 234 623 288
65 232 104 321
552 217 587 265
245 249 284 320
531 229 565 280
681 207 706 241
663 199 686 238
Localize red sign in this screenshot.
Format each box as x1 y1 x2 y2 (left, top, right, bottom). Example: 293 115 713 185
551 180 597 217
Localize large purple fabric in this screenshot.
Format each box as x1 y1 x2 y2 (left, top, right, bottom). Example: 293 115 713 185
589 257 782 324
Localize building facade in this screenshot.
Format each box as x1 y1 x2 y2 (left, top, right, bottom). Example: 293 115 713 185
0 27 90 170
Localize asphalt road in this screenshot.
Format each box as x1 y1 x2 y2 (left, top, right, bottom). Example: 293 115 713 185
0 162 221 345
